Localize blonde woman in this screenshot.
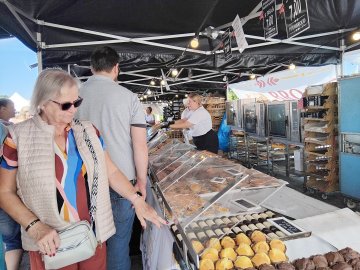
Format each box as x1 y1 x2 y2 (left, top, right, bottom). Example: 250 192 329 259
0 69 165 270
169 93 218 153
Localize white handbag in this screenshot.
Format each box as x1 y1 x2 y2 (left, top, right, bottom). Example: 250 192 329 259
43 221 98 269
43 120 100 269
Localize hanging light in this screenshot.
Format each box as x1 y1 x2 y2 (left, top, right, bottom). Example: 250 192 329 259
160 79 166 86
249 73 256 80
185 94 188 97
353 31 360 41
140 97 144 101
150 79 156 86
147 89 152 95
175 94 179 98
171 69 179 77
144 95 148 99
190 37 199 48
289 63 296 70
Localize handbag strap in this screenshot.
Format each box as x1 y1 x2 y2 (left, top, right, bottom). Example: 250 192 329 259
73 119 98 226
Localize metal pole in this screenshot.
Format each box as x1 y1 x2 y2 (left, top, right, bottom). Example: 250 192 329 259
36 32 43 73
340 38 346 78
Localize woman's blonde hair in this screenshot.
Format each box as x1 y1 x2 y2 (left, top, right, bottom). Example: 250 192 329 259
188 93 202 106
30 68 77 114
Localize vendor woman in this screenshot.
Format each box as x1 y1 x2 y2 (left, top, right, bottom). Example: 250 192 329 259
169 93 218 154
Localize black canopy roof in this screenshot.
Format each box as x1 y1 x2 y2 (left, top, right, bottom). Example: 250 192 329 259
1 0 360 96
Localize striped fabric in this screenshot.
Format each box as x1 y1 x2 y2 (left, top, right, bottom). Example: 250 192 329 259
1 125 104 223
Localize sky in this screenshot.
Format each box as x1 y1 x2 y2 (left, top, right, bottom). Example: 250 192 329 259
0 38 38 100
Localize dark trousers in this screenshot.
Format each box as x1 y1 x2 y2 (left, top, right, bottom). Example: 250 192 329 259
192 129 219 154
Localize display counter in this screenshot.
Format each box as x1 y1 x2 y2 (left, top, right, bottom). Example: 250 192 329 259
143 138 360 270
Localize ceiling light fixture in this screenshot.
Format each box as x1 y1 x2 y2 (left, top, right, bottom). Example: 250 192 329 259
175 94 179 98
190 37 199 48
353 31 360 41
185 94 188 97
147 89 152 95
249 73 256 80
150 79 156 86
171 69 179 77
289 63 296 70
144 95 148 99
160 79 166 86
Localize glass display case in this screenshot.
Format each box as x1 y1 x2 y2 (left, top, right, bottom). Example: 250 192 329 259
148 140 288 268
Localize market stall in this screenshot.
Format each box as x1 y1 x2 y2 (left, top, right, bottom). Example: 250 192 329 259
142 136 360 270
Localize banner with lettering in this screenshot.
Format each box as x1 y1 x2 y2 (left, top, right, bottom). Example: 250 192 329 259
228 65 337 101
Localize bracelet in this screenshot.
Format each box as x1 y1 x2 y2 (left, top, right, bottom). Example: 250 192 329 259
25 219 40 232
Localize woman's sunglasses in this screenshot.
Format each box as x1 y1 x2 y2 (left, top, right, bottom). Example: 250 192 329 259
50 97 83 111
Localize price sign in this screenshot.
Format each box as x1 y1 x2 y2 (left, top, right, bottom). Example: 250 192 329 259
283 0 310 38
262 0 278 39
232 15 248 53
268 217 312 239
222 28 232 61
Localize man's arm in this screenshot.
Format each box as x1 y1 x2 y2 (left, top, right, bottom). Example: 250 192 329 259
131 126 148 199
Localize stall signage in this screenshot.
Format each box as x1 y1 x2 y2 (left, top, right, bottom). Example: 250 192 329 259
262 0 278 39
232 15 248 53
222 28 232 61
283 0 310 38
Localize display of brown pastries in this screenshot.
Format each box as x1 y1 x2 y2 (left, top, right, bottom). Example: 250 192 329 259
331 262 352 270
310 255 328 268
338 247 360 262
348 258 360 268
220 247 237 262
199 258 215 270
234 256 254 269
325 252 345 266
251 252 271 267
258 264 276 270
277 262 295 270
293 258 315 270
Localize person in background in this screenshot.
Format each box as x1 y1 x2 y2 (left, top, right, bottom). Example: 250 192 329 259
168 93 219 154
0 69 165 270
0 98 16 125
180 98 192 144
76 46 150 270
0 98 23 270
145 106 155 126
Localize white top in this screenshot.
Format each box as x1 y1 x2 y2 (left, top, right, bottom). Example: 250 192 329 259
145 113 155 124
187 106 212 137
181 108 192 120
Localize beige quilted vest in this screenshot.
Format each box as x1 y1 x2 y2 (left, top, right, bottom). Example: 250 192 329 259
7 115 115 251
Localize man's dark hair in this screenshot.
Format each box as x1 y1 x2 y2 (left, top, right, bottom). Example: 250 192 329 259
90 46 120 72
0 98 12 109
147 107 152 113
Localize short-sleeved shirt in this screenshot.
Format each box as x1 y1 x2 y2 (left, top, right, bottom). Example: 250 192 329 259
77 75 146 180
187 106 212 137
181 108 192 120
145 114 155 124
0 125 104 223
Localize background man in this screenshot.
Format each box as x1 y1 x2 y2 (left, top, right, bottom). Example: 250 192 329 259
77 46 148 270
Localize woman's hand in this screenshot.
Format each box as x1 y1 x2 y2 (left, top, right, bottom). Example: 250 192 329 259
132 196 167 229
27 222 60 256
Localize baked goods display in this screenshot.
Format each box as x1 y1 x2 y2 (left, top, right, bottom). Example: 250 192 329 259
292 248 360 270
197 229 288 270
